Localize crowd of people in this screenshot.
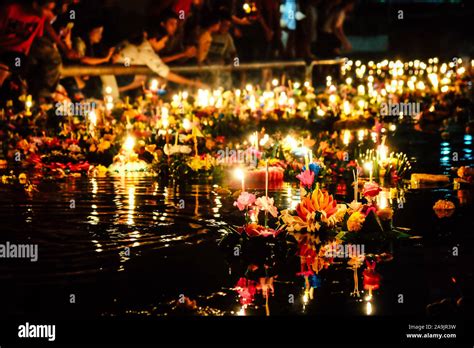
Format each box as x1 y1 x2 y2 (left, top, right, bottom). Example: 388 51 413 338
0 0 356 104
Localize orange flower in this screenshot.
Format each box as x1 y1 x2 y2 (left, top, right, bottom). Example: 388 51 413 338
433 199 455 218
347 211 365 232
281 188 343 247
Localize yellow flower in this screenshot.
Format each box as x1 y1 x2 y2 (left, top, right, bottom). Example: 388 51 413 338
188 156 204 171
347 211 365 232
2 175 9 184
18 173 28 185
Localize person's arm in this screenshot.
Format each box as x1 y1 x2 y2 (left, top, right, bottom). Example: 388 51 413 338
80 47 115 65
225 35 237 62
232 15 251 26
196 33 211 64
333 11 351 51
166 71 203 87
161 46 196 63
256 0 273 42
45 22 79 59
118 75 147 92
142 43 204 87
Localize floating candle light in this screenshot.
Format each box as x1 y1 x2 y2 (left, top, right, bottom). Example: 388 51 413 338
234 168 245 192
364 161 373 182
123 136 135 153
25 95 32 116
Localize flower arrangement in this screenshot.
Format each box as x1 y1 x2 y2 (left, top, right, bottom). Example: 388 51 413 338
337 182 411 253
280 165 346 276
433 199 455 218
219 189 289 277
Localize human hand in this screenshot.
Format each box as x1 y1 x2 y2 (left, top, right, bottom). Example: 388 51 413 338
184 46 197 58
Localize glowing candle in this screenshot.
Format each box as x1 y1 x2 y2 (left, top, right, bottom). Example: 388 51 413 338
235 168 245 192
343 129 351 146
265 160 269 198
25 95 32 116
353 169 358 202
364 161 373 182
123 135 135 153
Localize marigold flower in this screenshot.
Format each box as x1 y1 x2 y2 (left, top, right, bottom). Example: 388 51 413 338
347 211 365 232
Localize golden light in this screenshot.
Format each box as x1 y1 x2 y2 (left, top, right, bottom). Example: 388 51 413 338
245 84 253 92
284 135 298 148
293 82 301 89
427 73 439 90
364 161 373 172
357 100 365 109
249 132 258 147
123 136 135 152
161 107 169 128
441 85 449 93
259 134 270 146
416 81 425 90
329 95 337 104
317 108 325 117
243 2 251 13
105 86 113 94
182 118 192 131
358 129 365 141
237 306 246 316
378 190 389 209
150 79 159 92
234 168 245 191
272 79 279 87
234 168 244 180
278 92 288 106
345 77 353 85
357 85 365 96
303 291 309 305
364 161 374 182
366 301 373 315
343 129 351 146
343 100 351 115
89 110 97 127
377 144 388 161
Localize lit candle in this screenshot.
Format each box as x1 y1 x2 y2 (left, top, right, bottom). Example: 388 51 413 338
365 161 373 182
353 169 358 202
235 168 245 192
265 159 269 198
304 148 310 168
25 95 32 116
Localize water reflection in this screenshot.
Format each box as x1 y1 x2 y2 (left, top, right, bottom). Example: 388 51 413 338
0 145 472 317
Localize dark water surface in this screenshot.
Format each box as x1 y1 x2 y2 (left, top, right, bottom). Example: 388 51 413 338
0 131 473 319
